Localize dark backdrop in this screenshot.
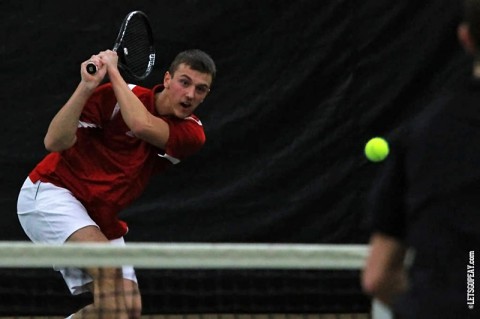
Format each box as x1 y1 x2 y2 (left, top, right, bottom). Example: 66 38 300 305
0 0 470 314
0 0 467 243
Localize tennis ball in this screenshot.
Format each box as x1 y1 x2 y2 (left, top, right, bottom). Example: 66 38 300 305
364 137 389 162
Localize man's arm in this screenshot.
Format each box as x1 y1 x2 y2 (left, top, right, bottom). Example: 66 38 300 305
100 50 170 149
44 57 106 152
362 232 408 306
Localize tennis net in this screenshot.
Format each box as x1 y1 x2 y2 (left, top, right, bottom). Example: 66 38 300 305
0 242 371 318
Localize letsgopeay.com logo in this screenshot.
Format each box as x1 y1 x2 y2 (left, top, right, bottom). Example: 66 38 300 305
468 251 475 310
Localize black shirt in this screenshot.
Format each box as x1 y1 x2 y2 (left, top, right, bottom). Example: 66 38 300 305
369 77 480 318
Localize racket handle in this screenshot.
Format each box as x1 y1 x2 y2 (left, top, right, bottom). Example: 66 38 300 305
86 63 97 75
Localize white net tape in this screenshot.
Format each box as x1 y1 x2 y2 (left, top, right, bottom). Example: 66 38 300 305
0 242 368 269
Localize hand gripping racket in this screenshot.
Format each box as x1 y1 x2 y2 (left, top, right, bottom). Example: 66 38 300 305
86 11 156 81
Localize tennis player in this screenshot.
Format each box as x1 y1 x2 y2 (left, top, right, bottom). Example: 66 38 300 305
17 49 216 319
362 1 480 318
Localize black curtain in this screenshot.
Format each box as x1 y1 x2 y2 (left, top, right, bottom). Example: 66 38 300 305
0 0 469 315
1 0 467 243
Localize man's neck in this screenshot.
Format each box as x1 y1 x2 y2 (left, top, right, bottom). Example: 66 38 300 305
474 59 480 78
154 90 171 116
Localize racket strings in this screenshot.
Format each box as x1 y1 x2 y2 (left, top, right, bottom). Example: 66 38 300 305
120 16 154 79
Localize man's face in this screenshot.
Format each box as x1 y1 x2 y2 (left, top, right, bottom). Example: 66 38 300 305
164 63 212 118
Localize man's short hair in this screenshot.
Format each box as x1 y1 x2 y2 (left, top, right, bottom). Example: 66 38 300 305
169 49 217 79
464 0 480 48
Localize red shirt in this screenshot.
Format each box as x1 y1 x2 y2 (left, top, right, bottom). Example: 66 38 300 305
29 83 205 239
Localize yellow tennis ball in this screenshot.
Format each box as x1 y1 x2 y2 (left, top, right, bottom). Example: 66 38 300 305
365 137 389 162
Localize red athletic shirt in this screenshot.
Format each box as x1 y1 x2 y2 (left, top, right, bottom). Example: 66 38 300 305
29 83 205 239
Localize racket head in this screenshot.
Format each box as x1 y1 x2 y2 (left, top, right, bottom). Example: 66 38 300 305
114 11 156 81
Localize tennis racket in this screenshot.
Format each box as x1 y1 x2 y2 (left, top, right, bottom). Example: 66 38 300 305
86 10 156 81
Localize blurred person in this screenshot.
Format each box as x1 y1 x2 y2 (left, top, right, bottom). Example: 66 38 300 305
362 1 480 318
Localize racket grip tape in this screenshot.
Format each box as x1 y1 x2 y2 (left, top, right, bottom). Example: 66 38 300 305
86 63 98 75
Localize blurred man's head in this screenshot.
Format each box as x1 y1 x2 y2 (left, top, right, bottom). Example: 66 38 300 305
459 0 480 56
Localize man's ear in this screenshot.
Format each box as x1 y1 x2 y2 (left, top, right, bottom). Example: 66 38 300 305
458 23 477 55
164 71 171 89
